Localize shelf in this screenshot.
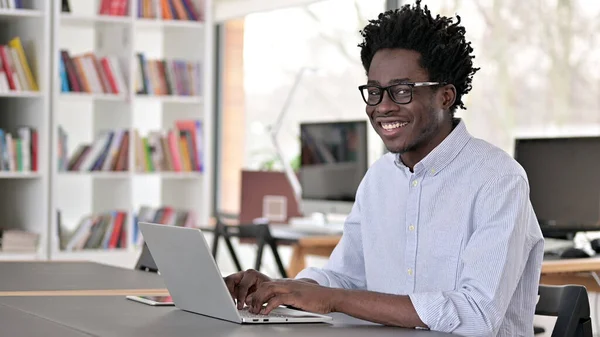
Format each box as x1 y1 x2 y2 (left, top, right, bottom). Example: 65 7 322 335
0 172 42 179
135 94 203 104
58 172 130 179
60 13 132 27
135 18 204 30
0 252 39 261
135 172 203 179
0 91 44 98
0 9 44 21
59 92 128 102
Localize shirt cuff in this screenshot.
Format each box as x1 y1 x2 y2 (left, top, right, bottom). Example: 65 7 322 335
409 292 461 333
294 267 332 287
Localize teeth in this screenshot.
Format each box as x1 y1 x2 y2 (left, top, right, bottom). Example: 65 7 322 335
381 121 409 130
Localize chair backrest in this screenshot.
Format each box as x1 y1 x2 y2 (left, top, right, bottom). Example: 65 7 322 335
536 284 592 337
214 212 273 242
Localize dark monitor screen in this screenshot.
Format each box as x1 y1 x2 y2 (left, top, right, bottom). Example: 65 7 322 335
299 121 368 202
514 136 600 228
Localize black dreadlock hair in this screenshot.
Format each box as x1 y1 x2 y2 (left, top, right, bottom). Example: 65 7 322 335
358 0 479 115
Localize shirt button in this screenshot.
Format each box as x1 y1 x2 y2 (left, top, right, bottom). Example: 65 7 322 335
407 268 413 276
430 169 436 174
409 225 415 231
412 180 418 187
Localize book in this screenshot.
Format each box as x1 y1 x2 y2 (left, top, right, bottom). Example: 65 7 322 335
0 37 38 93
0 0 24 9
60 210 128 251
134 120 203 173
61 0 70 12
60 128 129 172
0 127 37 172
134 53 201 97
133 205 197 246
99 0 129 16
59 50 127 95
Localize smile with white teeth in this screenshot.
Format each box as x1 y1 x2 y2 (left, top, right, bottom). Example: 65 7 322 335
381 121 409 130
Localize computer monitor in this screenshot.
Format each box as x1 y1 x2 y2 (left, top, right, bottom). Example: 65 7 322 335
514 136 600 236
299 120 368 217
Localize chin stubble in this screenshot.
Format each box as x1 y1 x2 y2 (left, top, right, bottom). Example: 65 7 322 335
386 106 440 154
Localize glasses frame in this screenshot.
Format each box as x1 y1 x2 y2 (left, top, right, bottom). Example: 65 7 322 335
358 81 444 106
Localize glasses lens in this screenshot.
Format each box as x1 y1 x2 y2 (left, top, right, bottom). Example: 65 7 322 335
389 84 412 104
361 86 382 106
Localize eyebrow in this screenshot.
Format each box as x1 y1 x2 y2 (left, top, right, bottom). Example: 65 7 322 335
367 78 411 85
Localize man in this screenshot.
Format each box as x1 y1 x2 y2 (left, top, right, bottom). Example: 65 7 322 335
225 1 544 336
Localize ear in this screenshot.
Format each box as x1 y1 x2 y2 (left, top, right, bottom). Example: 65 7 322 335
439 84 457 110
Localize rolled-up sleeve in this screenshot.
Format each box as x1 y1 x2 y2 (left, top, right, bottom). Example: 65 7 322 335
409 174 537 336
295 186 366 290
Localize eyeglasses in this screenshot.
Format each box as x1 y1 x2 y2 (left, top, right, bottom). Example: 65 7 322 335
358 82 443 106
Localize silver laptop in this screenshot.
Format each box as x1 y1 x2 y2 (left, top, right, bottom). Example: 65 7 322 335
138 222 333 324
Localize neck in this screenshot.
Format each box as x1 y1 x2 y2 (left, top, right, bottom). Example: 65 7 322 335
400 119 455 171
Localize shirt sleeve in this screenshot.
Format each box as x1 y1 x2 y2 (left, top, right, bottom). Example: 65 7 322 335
294 184 366 290
409 174 541 336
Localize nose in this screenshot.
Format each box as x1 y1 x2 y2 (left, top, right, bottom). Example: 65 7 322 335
375 90 398 116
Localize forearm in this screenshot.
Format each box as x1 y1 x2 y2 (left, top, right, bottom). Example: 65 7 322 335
331 289 426 328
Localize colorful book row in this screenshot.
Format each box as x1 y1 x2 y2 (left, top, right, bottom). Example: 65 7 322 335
59 50 128 95
60 210 128 251
0 0 24 9
137 0 203 21
0 127 38 172
60 129 130 172
0 37 39 93
133 205 197 246
135 120 203 173
135 54 202 97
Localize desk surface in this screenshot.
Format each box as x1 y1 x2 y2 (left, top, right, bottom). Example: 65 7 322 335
541 257 600 274
0 303 90 337
0 295 452 337
0 261 165 292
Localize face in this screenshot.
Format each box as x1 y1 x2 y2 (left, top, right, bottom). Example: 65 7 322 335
364 49 454 156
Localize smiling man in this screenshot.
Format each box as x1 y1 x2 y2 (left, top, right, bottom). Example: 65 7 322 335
224 1 544 336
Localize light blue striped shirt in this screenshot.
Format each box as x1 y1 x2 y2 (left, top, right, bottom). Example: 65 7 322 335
296 119 545 336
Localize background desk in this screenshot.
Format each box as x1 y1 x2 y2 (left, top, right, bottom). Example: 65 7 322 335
267 226 341 277
0 261 166 296
0 295 453 337
540 257 600 292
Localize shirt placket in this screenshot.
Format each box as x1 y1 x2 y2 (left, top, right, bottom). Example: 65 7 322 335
404 170 422 292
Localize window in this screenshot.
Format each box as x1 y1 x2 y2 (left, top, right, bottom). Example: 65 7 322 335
242 0 387 171
218 0 386 214
419 0 600 152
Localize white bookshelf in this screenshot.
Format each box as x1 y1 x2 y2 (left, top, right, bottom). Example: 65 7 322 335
49 0 214 268
0 1 51 261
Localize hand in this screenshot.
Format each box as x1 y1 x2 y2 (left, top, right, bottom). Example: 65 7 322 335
224 269 272 309
248 279 338 315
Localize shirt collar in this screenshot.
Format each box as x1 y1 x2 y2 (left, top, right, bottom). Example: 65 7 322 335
395 118 472 175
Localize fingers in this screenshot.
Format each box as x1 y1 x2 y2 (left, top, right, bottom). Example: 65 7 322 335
224 272 244 299
249 282 290 313
236 270 262 309
261 293 293 315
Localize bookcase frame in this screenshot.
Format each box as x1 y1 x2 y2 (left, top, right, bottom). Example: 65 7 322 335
0 1 51 261
0 0 215 268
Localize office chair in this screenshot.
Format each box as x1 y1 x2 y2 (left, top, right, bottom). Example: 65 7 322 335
535 284 592 337
211 212 290 278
